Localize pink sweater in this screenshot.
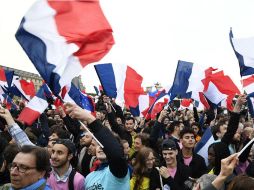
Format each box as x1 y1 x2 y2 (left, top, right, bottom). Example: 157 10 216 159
47 172 85 190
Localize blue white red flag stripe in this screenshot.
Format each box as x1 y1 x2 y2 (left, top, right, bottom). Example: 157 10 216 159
194 127 215 165
18 85 48 125
94 63 144 108
16 0 114 94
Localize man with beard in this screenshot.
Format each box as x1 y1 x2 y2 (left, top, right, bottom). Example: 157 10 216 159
47 139 85 190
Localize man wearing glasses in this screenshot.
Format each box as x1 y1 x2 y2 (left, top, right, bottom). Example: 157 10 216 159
1 145 51 190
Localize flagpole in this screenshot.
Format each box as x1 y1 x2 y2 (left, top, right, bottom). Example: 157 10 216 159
57 95 104 148
108 101 116 112
79 120 104 148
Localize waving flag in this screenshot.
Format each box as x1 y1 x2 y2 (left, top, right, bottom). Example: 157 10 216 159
242 75 254 94
94 63 144 108
62 83 95 113
2 94 17 110
0 67 13 90
229 29 254 76
11 76 36 101
178 99 193 110
194 127 215 165
129 88 163 117
141 90 170 119
129 94 150 117
5 70 14 88
16 0 114 95
18 86 48 125
170 60 239 109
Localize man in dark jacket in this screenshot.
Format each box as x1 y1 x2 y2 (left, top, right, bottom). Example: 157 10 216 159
151 139 190 190
178 128 207 178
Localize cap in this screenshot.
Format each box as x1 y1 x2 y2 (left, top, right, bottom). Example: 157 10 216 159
54 139 76 155
161 139 177 151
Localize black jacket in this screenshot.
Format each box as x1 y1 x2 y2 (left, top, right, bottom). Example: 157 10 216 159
213 112 240 175
88 119 128 178
178 150 207 178
150 162 191 190
108 112 133 148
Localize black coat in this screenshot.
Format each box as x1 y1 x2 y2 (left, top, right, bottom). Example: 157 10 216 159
178 150 207 178
150 162 191 190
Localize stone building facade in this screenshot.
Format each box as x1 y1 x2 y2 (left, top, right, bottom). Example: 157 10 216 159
1 65 85 91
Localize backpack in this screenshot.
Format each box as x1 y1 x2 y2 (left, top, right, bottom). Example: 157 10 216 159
68 168 76 190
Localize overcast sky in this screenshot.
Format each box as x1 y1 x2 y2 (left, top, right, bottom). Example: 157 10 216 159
1 0 254 93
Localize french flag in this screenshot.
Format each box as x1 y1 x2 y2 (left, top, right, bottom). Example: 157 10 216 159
2 94 17 110
171 60 239 109
194 127 215 165
230 29 254 77
178 99 193 110
18 85 48 126
129 88 161 117
11 76 36 101
242 75 254 94
129 94 150 117
143 90 170 119
0 67 13 90
94 63 145 108
16 0 114 95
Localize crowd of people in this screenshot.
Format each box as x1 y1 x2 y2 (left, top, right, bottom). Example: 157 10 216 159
0 93 254 190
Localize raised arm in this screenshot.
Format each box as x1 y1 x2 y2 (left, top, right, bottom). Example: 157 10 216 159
150 110 168 149
204 154 238 190
0 108 34 147
65 103 128 178
222 95 246 145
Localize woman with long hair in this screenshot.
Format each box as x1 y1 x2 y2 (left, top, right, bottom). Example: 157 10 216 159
130 147 158 190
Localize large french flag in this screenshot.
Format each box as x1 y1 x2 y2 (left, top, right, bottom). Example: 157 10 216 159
94 63 145 108
16 0 114 95
18 85 48 125
171 60 239 109
229 29 254 77
194 127 215 165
